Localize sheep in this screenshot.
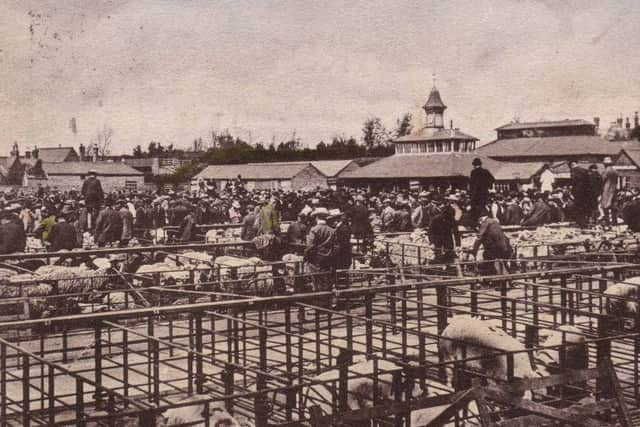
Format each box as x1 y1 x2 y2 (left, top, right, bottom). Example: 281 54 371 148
304 355 477 426
157 395 254 427
440 316 538 385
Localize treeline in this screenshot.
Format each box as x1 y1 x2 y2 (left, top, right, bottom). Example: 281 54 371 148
137 113 413 185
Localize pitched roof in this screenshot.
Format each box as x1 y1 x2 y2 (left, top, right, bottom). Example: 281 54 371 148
617 149 640 168
495 119 594 131
245 160 357 177
423 86 446 110
340 153 502 179
34 147 79 162
196 163 320 180
42 161 143 176
492 162 546 181
395 127 478 143
477 135 622 158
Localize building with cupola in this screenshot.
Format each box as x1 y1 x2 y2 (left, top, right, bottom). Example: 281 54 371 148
340 83 507 191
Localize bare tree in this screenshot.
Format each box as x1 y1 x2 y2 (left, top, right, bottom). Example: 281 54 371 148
92 125 114 158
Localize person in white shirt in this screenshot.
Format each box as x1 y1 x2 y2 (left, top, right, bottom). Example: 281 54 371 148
539 164 555 193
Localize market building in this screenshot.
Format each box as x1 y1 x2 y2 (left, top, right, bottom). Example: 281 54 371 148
194 162 330 191
340 85 509 191
477 119 627 163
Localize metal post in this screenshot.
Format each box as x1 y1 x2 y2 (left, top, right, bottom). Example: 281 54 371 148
195 312 204 394
76 379 85 427
94 323 103 409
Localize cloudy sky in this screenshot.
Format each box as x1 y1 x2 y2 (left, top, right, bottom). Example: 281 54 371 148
1 0 639 155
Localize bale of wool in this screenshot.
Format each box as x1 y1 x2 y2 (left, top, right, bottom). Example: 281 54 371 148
441 316 537 382
158 395 254 427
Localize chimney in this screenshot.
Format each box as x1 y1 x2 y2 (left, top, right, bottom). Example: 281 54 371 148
618 117 623 127
450 120 453 129
79 143 86 161
626 117 631 129
593 117 600 129
635 112 639 129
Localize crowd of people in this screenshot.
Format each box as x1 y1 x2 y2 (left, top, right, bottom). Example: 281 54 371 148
0 158 638 273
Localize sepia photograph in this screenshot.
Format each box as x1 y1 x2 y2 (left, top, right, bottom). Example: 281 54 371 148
1 0 640 425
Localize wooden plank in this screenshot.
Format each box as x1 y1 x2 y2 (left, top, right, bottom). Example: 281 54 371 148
481 387 610 427
495 400 618 427
495 367 603 393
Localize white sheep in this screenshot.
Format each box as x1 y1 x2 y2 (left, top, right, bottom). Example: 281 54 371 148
440 316 538 384
158 394 255 427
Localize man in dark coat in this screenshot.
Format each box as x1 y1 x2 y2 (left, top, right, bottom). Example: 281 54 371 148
47 208 79 251
0 207 27 254
470 213 512 275
94 201 122 247
522 193 552 227
469 158 495 223
428 196 461 264
502 196 524 226
348 195 373 251
305 208 336 302
80 170 104 225
569 161 591 228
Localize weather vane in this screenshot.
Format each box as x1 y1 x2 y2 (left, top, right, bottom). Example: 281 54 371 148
432 72 436 87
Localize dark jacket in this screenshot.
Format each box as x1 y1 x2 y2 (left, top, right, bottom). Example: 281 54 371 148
522 200 552 227
287 221 308 244
469 167 495 204
502 203 524 226
473 218 512 260
80 177 104 207
240 212 258 241
333 221 352 269
94 207 122 245
0 217 26 254
305 222 336 269
47 220 79 251
349 203 372 238
429 205 460 252
571 166 590 206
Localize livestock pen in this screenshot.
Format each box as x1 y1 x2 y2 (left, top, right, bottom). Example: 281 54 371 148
0 258 640 425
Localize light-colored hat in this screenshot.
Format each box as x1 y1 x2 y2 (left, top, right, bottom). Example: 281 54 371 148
328 208 342 218
232 201 241 209
603 157 613 165
311 207 330 217
446 194 459 202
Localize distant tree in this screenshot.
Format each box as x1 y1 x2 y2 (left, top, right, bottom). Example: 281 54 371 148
362 117 391 154
132 145 143 157
394 113 413 138
92 125 114 158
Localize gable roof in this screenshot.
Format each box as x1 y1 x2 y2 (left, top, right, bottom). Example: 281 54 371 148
33 147 79 163
42 161 143 176
616 149 640 169
477 135 622 158
244 160 357 177
196 163 321 181
395 127 478 143
495 119 594 131
340 153 502 180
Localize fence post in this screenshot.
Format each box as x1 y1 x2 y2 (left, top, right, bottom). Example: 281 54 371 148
22 354 30 427
1 343 6 425
76 378 85 427
94 322 103 409
195 312 204 394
